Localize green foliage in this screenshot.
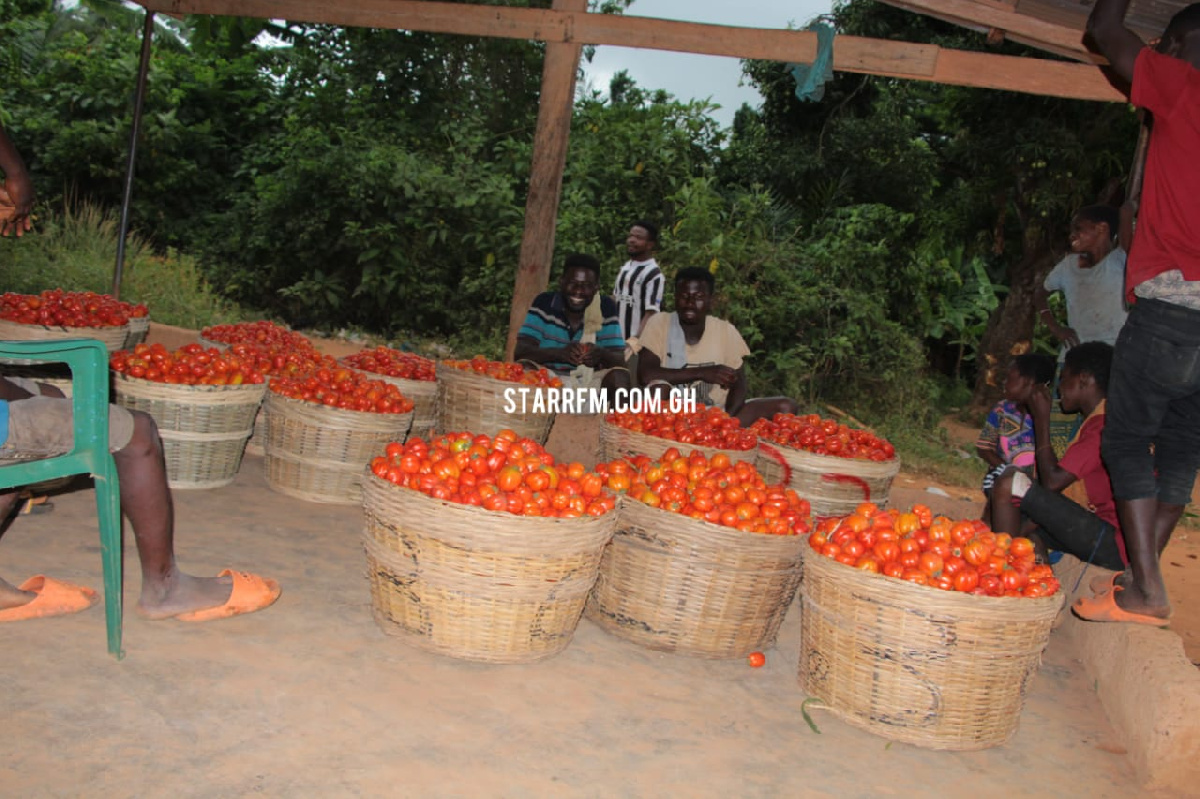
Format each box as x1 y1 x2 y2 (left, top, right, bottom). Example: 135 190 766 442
0 204 243 329
1 0 1147 494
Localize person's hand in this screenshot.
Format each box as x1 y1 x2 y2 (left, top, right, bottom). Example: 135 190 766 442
0 173 34 237
563 342 587 366
702 365 739 388
580 343 604 367
1053 325 1080 349
1028 383 1053 419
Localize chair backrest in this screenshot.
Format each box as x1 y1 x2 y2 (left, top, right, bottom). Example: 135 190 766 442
0 338 112 487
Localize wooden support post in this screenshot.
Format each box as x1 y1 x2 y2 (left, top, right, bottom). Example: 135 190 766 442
504 0 586 361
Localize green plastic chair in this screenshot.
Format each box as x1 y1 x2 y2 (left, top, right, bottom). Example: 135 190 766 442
0 338 123 659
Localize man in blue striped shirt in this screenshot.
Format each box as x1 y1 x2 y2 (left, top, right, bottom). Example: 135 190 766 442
515 254 630 396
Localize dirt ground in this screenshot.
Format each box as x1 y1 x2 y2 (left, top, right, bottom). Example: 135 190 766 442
0 458 1143 797
0 324 1186 794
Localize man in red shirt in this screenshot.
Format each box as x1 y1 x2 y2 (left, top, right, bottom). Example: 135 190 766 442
1080 1 1200 624
991 343 1126 571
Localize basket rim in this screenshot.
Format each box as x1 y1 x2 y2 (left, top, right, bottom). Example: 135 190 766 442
757 439 900 472
0 318 129 333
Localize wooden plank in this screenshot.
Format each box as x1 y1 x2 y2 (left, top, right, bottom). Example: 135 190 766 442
135 0 1125 102
931 47 1122 100
504 0 586 361
877 0 1103 61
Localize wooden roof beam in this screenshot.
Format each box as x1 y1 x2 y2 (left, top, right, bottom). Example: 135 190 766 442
135 0 1125 102
876 0 1102 62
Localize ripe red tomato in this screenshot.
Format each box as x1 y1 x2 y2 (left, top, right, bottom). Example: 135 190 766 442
747 651 766 667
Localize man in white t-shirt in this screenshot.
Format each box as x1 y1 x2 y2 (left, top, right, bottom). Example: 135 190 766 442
637 267 797 426
612 220 664 341
1035 205 1128 359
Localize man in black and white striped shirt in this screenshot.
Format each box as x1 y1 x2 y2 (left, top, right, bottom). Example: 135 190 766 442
612 220 664 341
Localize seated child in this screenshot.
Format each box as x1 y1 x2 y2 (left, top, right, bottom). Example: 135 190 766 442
976 353 1056 528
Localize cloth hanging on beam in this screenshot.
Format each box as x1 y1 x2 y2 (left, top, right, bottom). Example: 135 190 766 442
789 22 835 103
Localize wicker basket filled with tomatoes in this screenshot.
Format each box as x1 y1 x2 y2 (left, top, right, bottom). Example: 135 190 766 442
435 358 561 444
798 503 1064 750
340 346 438 440
111 343 268 489
199 323 335 457
751 413 900 517
263 367 414 504
599 407 759 468
0 290 137 359
361 431 618 663
585 449 811 659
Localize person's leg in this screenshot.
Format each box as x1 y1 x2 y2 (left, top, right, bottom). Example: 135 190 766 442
1017 482 1124 570
989 468 1022 535
0 490 31 608
0 379 53 609
1152 395 1200 553
735 397 797 427
0 395 236 618
116 410 234 618
1102 299 1200 618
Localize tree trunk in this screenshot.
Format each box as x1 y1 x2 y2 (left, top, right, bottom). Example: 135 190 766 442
970 232 1056 409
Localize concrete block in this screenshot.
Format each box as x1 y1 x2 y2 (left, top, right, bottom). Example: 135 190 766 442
1055 555 1200 793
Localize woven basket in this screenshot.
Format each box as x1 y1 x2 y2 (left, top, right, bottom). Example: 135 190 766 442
0 318 129 363
798 548 1064 750
263 391 412 504
586 498 805 658
757 443 900 517
435 363 554 443
112 374 268 489
362 472 617 663
340 360 439 441
124 315 151 349
599 416 759 467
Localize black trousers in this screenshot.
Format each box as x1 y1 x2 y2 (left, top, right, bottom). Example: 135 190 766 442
1019 483 1125 571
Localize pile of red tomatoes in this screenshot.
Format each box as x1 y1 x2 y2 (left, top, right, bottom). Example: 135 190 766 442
595 448 811 536
442 356 562 387
750 413 895 462
110 342 265 386
606 407 757 451
808 502 1060 597
1 290 147 328
270 367 414 414
342 346 436 382
201 321 315 352
371 430 616 518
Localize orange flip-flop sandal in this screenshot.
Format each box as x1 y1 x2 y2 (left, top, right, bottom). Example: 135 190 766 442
174 569 281 622
1073 589 1169 628
1088 571 1121 595
0 575 98 622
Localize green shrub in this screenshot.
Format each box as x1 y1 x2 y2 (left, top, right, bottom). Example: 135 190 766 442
0 203 245 329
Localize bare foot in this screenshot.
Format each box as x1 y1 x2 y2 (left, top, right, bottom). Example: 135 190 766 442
1114 582 1171 620
136 570 234 620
